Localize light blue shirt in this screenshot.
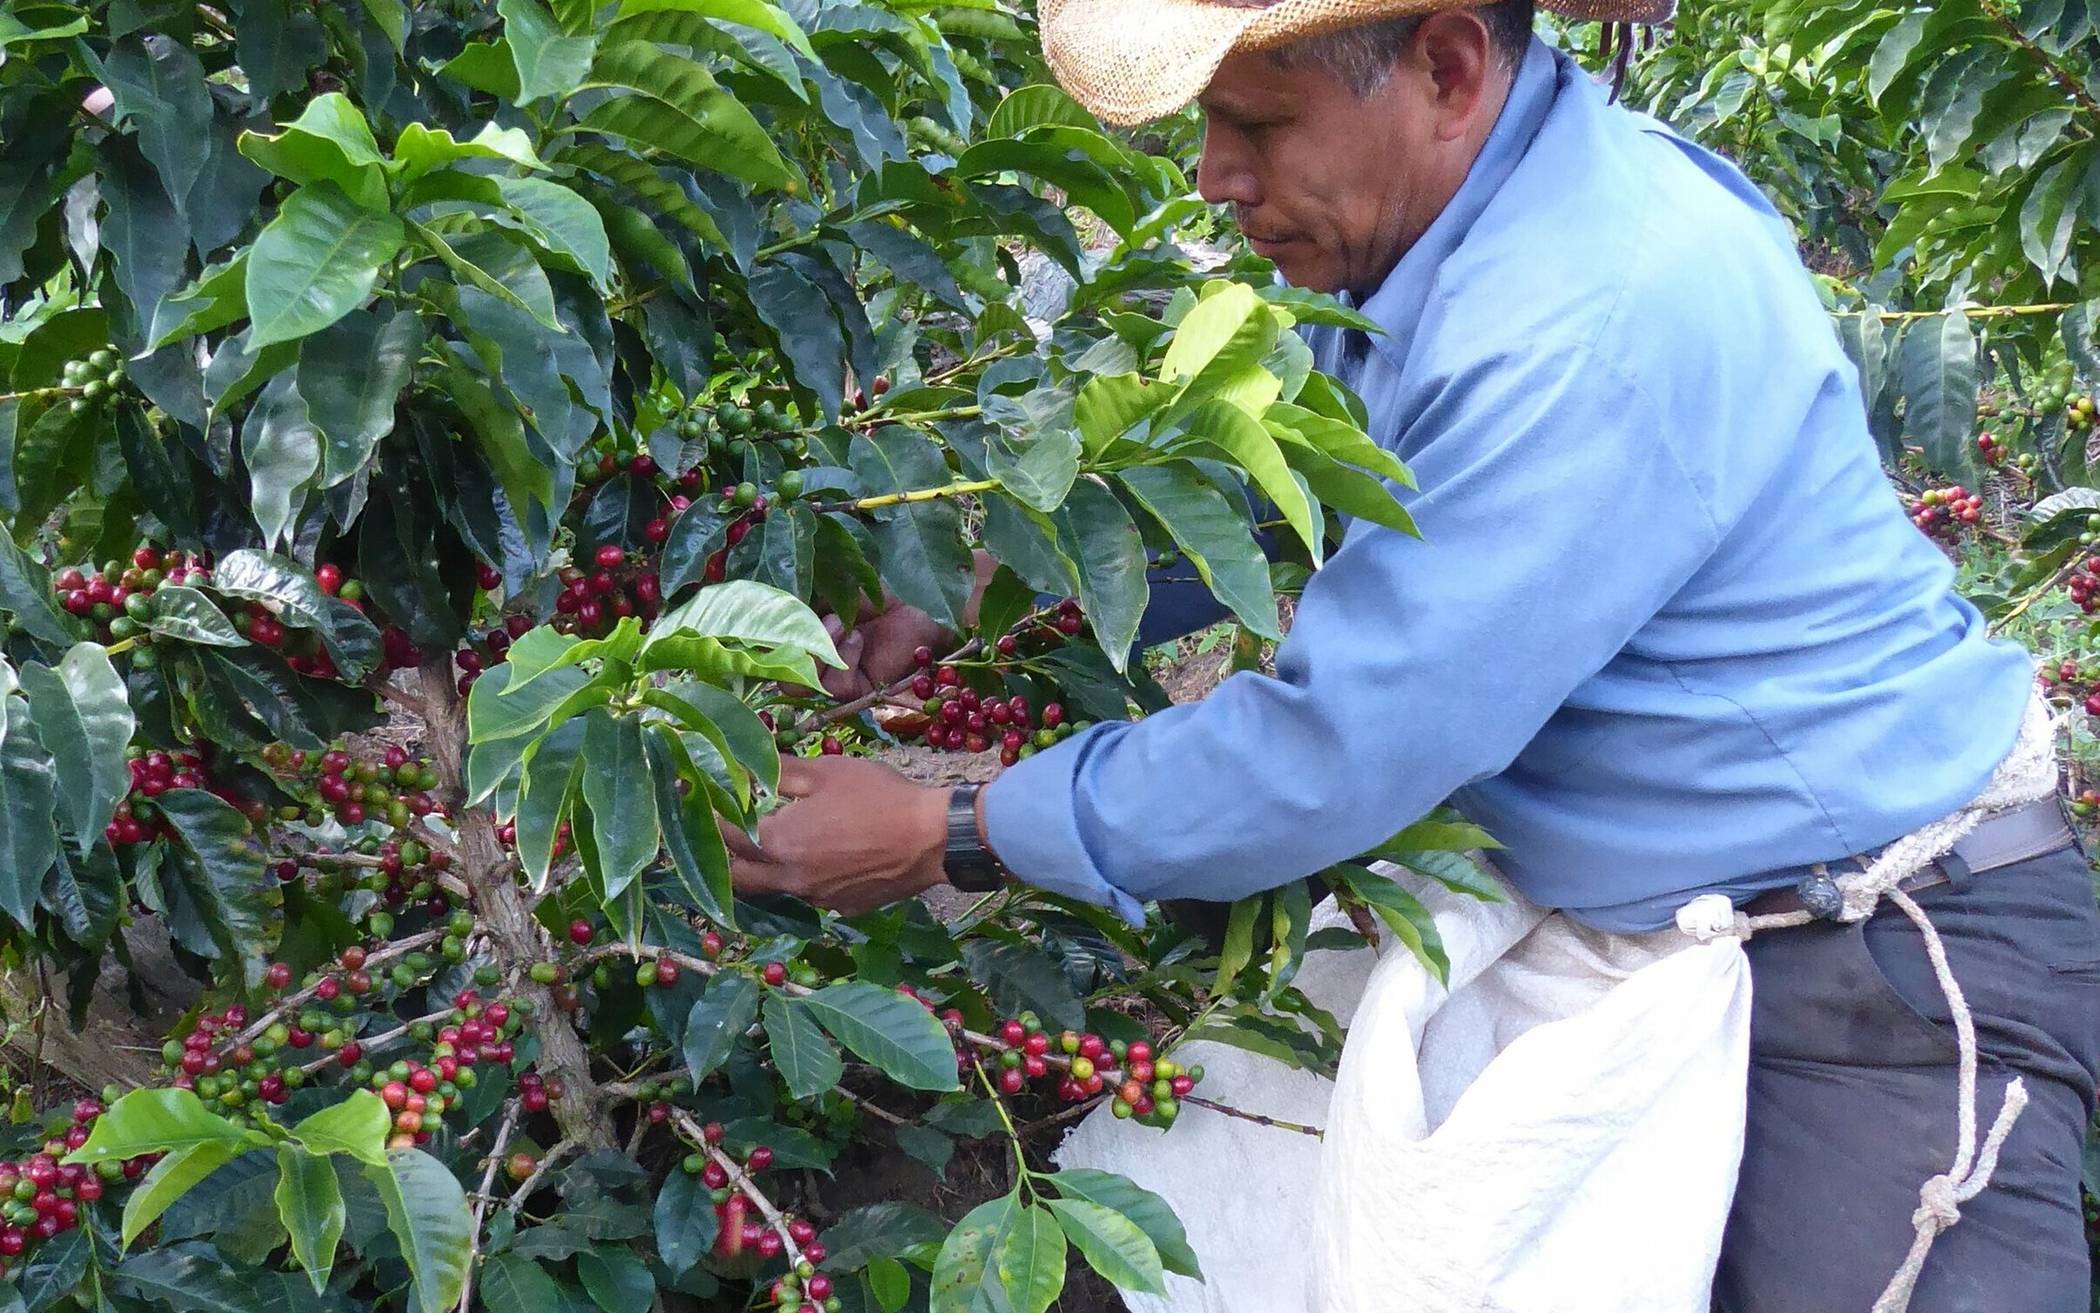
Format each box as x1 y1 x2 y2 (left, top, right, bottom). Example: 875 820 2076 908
982 38 2035 931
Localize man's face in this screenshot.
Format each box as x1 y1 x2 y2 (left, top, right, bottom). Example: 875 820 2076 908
1195 16 1504 298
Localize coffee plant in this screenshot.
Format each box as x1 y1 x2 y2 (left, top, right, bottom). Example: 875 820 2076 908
0 0 1492 1307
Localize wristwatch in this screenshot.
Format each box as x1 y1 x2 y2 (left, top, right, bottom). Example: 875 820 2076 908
942 785 1009 892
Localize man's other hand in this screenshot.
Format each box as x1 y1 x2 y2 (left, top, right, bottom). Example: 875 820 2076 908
727 757 950 914
817 552 999 701
818 604 947 701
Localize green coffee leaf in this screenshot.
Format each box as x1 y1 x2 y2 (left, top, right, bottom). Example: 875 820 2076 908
797 981 962 1092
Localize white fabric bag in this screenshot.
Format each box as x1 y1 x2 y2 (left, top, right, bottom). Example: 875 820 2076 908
1055 867 1755 1313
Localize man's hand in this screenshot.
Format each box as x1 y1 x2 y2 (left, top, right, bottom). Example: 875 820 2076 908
726 757 951 914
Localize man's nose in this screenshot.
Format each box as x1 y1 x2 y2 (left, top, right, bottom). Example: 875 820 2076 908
1195 127 1260 209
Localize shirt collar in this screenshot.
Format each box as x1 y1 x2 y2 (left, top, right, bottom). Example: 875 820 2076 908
1347 36 1562 367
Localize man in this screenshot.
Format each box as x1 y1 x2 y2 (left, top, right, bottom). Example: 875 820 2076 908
728 1 2100 1306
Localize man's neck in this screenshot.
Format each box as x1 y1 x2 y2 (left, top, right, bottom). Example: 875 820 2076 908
1346 66 1520 303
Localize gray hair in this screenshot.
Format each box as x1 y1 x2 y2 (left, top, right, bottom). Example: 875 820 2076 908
1265 0 1537 94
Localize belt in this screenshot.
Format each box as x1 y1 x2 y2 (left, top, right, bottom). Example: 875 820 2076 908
1743 796 2075 920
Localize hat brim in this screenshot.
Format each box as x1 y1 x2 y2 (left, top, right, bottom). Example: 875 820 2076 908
1040 0 1674 126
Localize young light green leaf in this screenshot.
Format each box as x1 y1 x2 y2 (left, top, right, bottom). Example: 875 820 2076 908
245 182 405 351
119 1141 248 1250
645 578 842 667
1045 1197 1165 1294
289 1090 390 1165
237 93 388 209
994 1203 1067 1313
1047 1169 1200 1277
65 1088 262 1163
1170 399 1320 563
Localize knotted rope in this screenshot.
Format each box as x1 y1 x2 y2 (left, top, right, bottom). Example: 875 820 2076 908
1675 691 2058 1313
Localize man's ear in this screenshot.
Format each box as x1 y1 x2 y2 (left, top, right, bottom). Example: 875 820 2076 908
1411 9 1497 141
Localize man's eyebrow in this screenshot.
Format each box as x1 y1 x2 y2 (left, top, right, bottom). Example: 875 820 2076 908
1199 93 1286 121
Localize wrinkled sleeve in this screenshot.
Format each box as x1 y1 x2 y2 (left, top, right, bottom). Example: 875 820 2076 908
982 347 1722 924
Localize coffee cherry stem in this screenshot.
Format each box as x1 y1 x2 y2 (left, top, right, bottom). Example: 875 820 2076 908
459 1097 524 1313
668 1107 806 1267
294 1005 456 1077
1177 1092 1323 1138
217 927 447 1058
500 1137 582 1218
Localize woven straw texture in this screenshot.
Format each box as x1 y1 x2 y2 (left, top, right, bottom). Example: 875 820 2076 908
1042 0 1675 125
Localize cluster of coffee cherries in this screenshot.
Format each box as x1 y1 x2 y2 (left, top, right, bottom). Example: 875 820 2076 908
1973 430 2036 475
50 544 209 647
160 997 312 1111
105 747 227 845
294 846 459 942
268 742 444 832
550 543 664 640
670 395 810 462
2068 556 2100 615
673 1121 829 1269
57 348 125 414
977 1011 1202 1127
903 671 1084 771
766 1265 839 1313
2069 787 2100 819
2061 392 2096 432
1910 484 1983 541
369 990 521 1148
0 1097 145 1280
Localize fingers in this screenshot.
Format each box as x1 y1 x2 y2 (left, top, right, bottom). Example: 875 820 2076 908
774 756 828 799
817 622 871 700
720 818 765 862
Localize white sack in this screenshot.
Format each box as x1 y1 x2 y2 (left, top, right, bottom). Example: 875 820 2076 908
1055 867 1753 1313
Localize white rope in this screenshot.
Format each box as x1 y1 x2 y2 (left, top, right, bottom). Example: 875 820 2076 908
1675 690 2059 1313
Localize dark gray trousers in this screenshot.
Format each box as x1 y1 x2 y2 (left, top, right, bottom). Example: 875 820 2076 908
1713 841 2100 1312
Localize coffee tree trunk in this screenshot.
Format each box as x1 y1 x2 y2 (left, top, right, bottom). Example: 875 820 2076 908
415 660 613 1152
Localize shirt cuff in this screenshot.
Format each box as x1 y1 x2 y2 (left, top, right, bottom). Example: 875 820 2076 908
981 729 1149 927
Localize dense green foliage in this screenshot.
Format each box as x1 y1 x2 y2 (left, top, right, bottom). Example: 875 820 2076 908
9 0 2100 1306
0 0 1475 1308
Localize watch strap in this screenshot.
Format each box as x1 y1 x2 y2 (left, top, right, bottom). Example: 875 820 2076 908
943 785 1007 892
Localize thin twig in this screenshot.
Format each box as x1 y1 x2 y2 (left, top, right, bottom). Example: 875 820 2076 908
504 1138 580 1217
1180 1093 1323 1138
456 1100 523 1313
808 476 997 515
218 929 444 1056
294 1006 455 1076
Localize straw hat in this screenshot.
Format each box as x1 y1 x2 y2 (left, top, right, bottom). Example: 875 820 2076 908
1041 0 1675 125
